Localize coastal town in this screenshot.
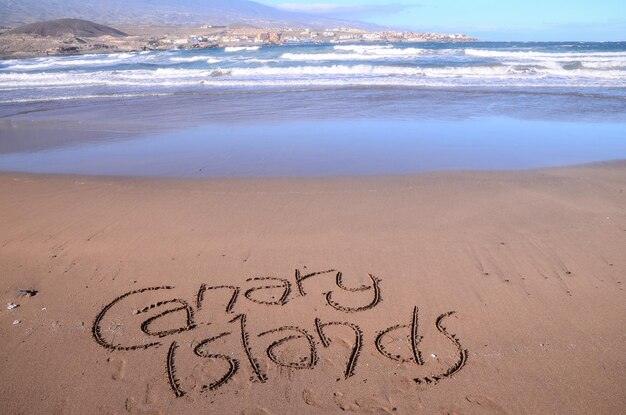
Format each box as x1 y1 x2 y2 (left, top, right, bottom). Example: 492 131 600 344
155 25 476 50
0 19 476 58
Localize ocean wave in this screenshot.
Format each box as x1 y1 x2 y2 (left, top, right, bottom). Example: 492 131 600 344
463 49 626 74
333 44 394 53
1 44 625 99
338 46 426 56
1 52 145 71
203 64 626 79
3 46 624 75
465 48 626 58
465 48 626 61
281 45 430 61
170 56 213 63
2 79 623 101
4 58 129 71
576 61 626 70
1 52 227 71
224 46 260 52
280 50 426 61
163 56 225 65
2 64 624 92
230 65 425 76
243 58 279 64
0 92 172 104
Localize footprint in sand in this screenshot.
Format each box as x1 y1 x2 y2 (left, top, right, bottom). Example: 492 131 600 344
124 397 165 415
302 388 324 408
109 357 127 381
464 395 509 414
333 392 396 414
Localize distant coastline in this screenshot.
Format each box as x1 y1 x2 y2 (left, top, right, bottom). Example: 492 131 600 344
0 19 476 59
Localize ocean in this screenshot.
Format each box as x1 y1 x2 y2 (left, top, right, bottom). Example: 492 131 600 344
0 42 625 177
2 42 626 103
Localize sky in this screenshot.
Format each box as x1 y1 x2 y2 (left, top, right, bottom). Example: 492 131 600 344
258 0 626 41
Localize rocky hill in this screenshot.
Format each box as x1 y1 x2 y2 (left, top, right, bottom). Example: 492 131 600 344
7 19 127 37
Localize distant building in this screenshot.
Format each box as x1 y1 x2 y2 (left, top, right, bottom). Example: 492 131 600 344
201 24 227 29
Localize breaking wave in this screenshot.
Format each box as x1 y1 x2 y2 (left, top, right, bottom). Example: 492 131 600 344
1 42 625 104
224 46 260 52
281 48 427 61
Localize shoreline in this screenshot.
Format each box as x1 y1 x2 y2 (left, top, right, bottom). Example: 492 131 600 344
1 158 625 181
1 163 624 414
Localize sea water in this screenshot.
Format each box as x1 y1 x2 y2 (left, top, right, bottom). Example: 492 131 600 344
0 42 625 176
2 42 626 101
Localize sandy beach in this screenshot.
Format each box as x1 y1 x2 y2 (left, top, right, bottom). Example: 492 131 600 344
0 162 624 414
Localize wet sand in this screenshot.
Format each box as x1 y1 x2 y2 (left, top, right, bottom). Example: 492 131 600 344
2 117 626 178
0 163 625 414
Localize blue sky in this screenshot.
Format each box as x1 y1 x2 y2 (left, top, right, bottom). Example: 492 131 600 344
258 0 626 41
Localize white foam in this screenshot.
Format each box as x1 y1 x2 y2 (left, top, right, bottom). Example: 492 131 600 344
165 56 223 64
109 52 136 59
332 45 429 57
576 61 626 70
224 46 260 52
228 65 424 77
280 45 430 62
170 56 211 63
0 92 172 104
2 53 141 71
463 49 626 74
465 49 626 59
1 75 623 99
280 50 425 61
1 45 625 100
2 63 623 92
242 58 278 64
333 45 394 52
220 64 625 80
465 49 626 69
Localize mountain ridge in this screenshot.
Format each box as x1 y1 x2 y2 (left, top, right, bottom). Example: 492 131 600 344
0 0 381 30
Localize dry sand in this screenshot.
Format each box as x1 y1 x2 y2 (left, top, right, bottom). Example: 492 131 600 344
0 163 624 414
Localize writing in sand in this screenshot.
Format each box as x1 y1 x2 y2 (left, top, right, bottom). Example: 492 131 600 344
92 268 469 397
